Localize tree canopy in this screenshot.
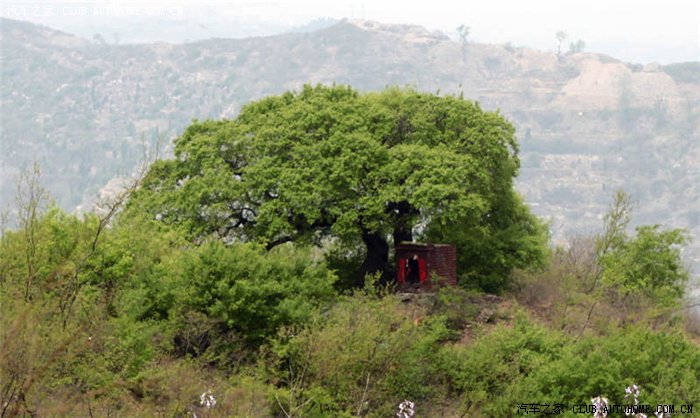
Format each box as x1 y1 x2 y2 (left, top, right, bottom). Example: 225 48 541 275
129 84 546 288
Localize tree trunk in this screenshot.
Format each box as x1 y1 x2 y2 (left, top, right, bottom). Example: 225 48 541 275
391 200 415 245
393 225 412 246
359 230 390 287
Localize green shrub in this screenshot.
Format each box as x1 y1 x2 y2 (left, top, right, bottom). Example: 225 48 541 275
438 315 700 417
119 241 338 365
267 292 449 417
186 242 337 343
525 326 700 407
430 286 482 336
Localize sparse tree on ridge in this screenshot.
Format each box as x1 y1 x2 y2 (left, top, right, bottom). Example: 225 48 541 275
457 24 470 60
568 39 586 54
555 30 568 60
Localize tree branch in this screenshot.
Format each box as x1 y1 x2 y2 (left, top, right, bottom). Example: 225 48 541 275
266 236 293 251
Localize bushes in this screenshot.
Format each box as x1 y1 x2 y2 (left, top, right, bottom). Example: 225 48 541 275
430 286 482 336
516 191 691 334
437 313 564 416
184 243 336 344
601 225 689 305
266 291 450 417
2 182 697 417
517 325 700 408
119 241 338 364
438 316 700 417
0 203 338 414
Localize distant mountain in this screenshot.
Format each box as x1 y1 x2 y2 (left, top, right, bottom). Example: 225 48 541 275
1 17 698 272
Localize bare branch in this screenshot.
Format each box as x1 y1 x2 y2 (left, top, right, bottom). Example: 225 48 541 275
60 134 162 324
15 162 49 301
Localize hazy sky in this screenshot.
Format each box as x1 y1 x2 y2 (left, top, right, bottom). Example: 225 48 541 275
3 0 699 63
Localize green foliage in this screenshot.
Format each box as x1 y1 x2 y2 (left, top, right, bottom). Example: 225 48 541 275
438 313 564 416
322 238 367 290
0 200 336 414
430 285 482 335
119 240 337 364
602 225 689 305
267 293 449 417
0 206 105 303
3 77 697 416
587 190 690 311
182 242 337 344
522 326 700 407
439 315 700 417
1 192 698 417
515 191 691 339
129 84 543 289
426 190 549 293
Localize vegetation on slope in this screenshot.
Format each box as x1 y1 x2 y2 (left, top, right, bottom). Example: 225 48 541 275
1 87 697 417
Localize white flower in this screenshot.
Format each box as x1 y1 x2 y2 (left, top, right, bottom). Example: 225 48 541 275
199 390 216 409
396 400 416 418
591 396 609 418
624 384 641 402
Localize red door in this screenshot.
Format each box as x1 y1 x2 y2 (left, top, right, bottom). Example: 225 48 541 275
418 259 427 283
397 258 406 283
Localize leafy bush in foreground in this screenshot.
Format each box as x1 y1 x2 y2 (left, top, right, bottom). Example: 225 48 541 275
266 291 450 417
438 315 700 417
120 241 338 365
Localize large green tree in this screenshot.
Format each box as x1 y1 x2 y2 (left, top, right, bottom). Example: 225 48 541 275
129 85 544 287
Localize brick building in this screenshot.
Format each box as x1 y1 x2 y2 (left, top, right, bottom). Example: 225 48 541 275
395 242 457 289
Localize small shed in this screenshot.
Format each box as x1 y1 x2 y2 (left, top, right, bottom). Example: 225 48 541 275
395 242 457 289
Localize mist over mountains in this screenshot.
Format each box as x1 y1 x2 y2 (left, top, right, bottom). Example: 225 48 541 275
1 17 698 272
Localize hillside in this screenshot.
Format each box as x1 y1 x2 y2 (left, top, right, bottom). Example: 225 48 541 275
2 18 700 416
1 17 698 270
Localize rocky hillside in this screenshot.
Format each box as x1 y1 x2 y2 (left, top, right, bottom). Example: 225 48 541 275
1 17 698 271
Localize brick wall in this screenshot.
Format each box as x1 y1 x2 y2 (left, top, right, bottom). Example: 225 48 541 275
396 242 457 288
428 244 457 287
